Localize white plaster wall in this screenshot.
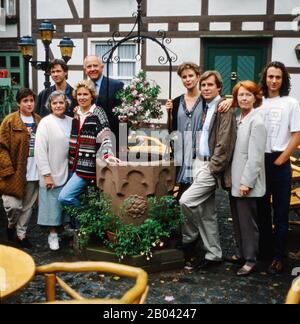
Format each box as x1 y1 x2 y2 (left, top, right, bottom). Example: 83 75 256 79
275 22 294 31
275 0 300 14
146 71 185 123
90 0 137 18
149 71 191 101
65 25 83 33
147 0 201 17
148 24 169 32
147 72 183 100
19 0 31 36
272 38 300 67
178 23 199 31
37 0 73 19
210 22 231 31
290 74 300 102
209 0 267 15
242 22 264 31
0 24 17 37
146 39 200 67
119 24 137 32
73 0 84 18
92 25 110 32
68 70 85 87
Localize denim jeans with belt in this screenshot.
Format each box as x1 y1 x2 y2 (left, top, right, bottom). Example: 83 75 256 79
258 152 291 261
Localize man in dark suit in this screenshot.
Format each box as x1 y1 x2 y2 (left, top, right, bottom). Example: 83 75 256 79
84 55 124 154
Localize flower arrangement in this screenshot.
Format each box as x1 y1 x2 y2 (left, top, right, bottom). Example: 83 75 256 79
114 70 163 128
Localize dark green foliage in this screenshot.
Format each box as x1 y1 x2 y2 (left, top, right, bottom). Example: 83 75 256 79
67 190 185 260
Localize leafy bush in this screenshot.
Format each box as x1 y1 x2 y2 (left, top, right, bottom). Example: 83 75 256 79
67 189 185 260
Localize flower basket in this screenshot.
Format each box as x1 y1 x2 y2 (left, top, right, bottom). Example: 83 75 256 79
114 70 163 129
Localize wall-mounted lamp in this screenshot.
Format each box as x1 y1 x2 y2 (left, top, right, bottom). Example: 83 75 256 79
295 44 300 60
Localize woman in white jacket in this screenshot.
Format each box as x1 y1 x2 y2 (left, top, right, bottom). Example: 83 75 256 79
35 91 72 250
229 81 267 276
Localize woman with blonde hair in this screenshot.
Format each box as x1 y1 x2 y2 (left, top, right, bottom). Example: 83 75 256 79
228 80 267 276
58 80 119 208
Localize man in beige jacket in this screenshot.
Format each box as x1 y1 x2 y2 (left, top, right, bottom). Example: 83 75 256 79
179 71 236 270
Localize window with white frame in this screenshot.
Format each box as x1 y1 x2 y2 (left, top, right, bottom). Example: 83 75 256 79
95 42 138 85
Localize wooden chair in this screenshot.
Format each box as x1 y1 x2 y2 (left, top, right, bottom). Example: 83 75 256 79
291 162 300 183
290 188 300 213
35 262 149 304
285 276 300 304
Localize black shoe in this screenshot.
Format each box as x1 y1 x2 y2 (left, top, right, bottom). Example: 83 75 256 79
6 227 16 242
16 237 33 249
197 258 223 270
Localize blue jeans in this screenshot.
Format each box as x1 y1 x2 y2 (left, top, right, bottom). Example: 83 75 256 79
58 173 88 207
258 153 291 261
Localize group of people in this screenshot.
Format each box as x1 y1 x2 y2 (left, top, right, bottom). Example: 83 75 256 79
0 56 121 250
0 56 299 277
169 61 300 276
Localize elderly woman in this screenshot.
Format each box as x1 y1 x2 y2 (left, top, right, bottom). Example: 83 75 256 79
58 79 119 208
229 81 267 276
0 88 41 248
35 91 72 250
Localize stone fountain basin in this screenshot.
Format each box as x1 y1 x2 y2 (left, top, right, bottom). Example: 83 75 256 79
96 159 176 225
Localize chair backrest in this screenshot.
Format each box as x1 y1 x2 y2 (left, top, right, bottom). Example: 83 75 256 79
285 276 300 304
35 261 149 304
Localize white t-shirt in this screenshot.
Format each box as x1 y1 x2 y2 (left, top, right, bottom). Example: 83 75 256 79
20 114 39 181
261 96 300 153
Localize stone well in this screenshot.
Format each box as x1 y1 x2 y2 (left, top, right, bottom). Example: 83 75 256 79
96 159 176 225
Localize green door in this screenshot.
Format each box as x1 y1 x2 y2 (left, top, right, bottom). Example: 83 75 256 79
204 39 269 96
0 52 24 120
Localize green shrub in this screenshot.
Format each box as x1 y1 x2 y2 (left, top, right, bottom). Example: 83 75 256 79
66 189 185 260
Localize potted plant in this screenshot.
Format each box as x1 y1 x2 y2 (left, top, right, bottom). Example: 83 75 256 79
68 189 185 261
113 70 163 129
64 190 121 249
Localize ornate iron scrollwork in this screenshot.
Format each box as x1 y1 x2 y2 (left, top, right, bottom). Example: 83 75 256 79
102 0 177 102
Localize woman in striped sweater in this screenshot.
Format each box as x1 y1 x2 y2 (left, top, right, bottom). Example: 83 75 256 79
58 79 119 207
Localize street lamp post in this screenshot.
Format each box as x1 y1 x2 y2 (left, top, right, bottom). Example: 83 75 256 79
18 20 75 89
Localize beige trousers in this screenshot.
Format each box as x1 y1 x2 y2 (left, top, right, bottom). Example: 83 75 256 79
2 181 39 238
180 160 222 261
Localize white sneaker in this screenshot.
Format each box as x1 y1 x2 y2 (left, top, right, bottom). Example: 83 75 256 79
48 233 59 251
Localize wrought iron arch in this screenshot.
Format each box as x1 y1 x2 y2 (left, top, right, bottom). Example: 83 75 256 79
101 0 178 132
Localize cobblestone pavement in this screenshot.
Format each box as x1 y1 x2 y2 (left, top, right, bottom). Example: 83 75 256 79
1 190 299 304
